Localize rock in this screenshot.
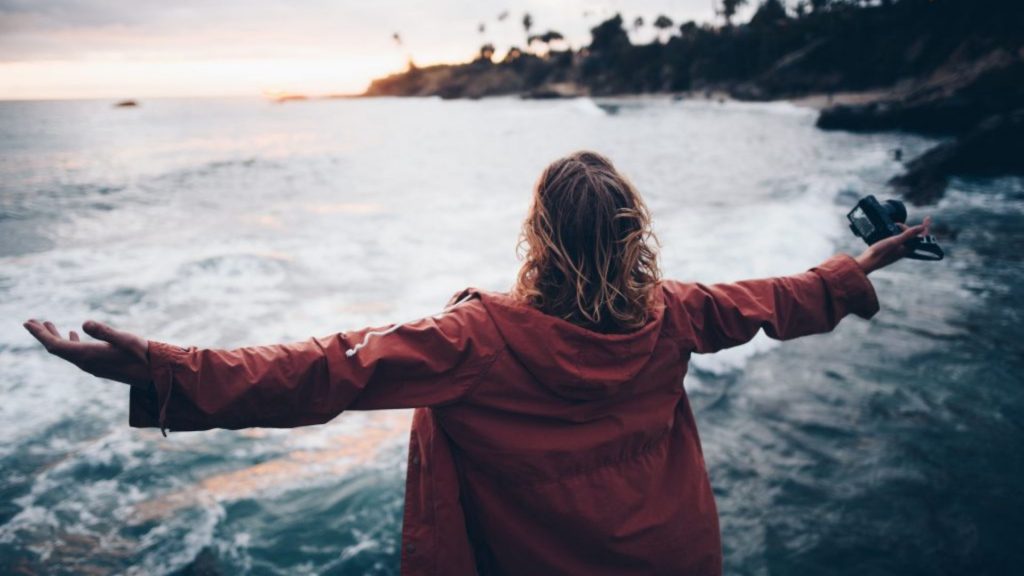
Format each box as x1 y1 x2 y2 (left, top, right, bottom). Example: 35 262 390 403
171 547 221 576
817 49 1024 135
816 101 900 132
729 82 769 101
364 62 527 99
815 47 1024 204
889 109 1024 204
522 82 586 99
271 94 308 103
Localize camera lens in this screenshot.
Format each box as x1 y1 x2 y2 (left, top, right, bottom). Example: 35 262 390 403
884 199 907 224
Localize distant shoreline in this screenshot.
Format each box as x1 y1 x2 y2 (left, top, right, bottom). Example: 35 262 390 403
355 3 1022 204
787 89 894 111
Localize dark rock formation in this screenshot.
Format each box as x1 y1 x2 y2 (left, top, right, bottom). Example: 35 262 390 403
889 110 1024 204
816 41 1024 203
522 82 586 99
365 52 578 100
817 50 1024 135
171 547 221 576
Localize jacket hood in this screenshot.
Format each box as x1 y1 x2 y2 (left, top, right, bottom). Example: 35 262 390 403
472 288 667 401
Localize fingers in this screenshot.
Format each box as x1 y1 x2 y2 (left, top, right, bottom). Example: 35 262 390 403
24 319 54 346
895 216 932 242
23 319 67 356
896 223 926 243
82 320 122 345
82 320 146 361
24 318 145 364
43 321 61 339
871 215 934 268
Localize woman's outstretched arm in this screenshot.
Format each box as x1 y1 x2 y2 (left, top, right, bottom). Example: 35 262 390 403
668 218 931 354
24 292 501 434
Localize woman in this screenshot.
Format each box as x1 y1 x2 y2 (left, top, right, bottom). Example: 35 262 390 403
25 151 929 575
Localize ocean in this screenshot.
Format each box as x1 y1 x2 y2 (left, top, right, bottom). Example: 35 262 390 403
0 96 1021 575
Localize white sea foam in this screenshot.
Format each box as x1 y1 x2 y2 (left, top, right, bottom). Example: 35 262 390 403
571 97 608 116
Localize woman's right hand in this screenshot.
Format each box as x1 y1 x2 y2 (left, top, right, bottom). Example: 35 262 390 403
23 319 151 387
854 216 932 275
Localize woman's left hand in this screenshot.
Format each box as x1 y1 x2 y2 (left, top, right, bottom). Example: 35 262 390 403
855 216 932 275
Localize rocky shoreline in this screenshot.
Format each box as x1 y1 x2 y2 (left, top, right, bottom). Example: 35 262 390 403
816 47 1024 203
362 2 1023 204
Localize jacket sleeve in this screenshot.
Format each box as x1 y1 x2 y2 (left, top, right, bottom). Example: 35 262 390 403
667 254 879 354
129 297 499 434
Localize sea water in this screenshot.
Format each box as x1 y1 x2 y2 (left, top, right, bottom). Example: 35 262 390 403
0 96 1021 575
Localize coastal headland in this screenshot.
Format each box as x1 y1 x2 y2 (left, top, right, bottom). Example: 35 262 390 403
361 0 1024 203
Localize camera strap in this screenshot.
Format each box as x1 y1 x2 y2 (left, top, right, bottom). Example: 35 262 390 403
904 235 944 261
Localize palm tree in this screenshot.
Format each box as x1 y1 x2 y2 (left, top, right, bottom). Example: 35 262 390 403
479 43 496 62
529 30 566 55
721 0 749 25
503 46 523 63
750 0 787 27
653 15 674 42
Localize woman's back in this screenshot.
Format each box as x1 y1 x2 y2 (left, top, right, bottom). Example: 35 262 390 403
429 287 719 575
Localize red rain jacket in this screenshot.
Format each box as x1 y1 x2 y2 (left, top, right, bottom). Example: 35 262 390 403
130 254 878 575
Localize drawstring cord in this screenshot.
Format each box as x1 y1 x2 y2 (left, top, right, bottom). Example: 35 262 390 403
158 364 175 437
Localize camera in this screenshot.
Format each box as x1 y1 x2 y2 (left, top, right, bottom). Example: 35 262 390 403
847 195 943 261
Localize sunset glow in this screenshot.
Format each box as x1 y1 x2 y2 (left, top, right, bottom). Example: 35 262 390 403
0 56 410 100
0 0 723 100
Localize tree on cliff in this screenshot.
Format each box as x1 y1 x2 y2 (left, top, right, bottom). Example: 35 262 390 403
750 0 788 27
679 20 699 39
654 15 675 43
588 14 630 54
529 31 566 55
478 43 496 62
721 0 749 25
503 46 523 63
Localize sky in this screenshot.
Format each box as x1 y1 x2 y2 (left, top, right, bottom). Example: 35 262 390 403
0 0 748 100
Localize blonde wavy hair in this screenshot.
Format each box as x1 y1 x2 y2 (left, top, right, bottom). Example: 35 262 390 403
513 151 661 333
